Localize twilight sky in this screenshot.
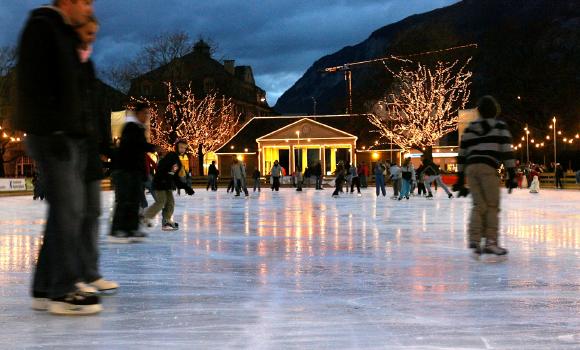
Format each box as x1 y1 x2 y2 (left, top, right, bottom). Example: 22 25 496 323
0 0 458 105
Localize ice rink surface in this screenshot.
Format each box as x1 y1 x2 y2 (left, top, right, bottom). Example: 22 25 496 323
0 187 579 349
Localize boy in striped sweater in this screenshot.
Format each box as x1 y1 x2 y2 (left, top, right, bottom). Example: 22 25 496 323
455 96 517 256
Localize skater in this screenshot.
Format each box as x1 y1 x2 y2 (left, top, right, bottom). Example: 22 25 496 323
143 141 195 230
231 157 249 197
295 165 303 192
374 161 387 197
32 170 45 200
110 103 157 243
398 157 415 200
313 161 323 190
176 144 190 195
252 167 261 192
207 160 218 191
421 155 453 199
271 160 282 191
415 163 427 196
555 163 564 189
332 162 346 197
455 95 516 256
359 161 369 188
349 163 361 194
389 162 401 199
344 161 352 192
15 0 106 315
529 173 540 193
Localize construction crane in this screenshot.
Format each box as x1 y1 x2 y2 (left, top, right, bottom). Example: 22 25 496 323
320 44 478 114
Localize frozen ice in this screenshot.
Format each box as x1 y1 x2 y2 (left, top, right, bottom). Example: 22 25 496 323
0 187 579 349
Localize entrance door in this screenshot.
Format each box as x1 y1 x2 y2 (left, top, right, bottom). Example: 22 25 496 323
279 149 290 175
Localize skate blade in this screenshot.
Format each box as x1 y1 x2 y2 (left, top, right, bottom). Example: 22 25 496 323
472 253 508 263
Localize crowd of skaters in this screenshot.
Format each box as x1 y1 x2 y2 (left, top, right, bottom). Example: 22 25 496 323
12 0 570 318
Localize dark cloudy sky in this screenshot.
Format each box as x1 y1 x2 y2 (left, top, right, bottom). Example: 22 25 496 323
0 0 458 104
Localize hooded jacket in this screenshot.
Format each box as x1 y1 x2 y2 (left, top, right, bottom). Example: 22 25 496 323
14 7 86 136
458 117 515 172
153 151 193 193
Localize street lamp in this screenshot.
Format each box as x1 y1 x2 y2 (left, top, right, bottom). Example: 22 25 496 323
552 117 557 187
524 125 530 163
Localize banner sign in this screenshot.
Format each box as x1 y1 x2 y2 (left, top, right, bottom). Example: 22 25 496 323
0 178 27 192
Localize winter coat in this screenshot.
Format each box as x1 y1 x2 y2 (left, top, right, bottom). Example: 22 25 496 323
15 7 86 136
153 151 193 192
457 117 515 172
231 162 246 180
400 164 416 182
114 118 156 178
421 159 440 176
389 165 402 180
208 164 219 176
271 165 283 178
374 163 386 177
312 163 323 177
253 170 261 179
350 166 359 178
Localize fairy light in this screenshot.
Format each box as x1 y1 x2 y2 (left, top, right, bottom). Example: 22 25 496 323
133 82 239 156
368 58 471 150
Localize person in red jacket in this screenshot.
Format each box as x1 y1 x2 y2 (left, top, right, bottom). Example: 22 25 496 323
358 161 370 188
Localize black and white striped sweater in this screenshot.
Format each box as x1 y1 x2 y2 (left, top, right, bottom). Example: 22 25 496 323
457 118 515 173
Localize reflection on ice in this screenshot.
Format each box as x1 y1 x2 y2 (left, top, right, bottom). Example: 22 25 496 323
0 188 578 348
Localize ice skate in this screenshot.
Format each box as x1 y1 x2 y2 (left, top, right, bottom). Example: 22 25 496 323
108 231 132 244
88 278 119 293
48 292 102 316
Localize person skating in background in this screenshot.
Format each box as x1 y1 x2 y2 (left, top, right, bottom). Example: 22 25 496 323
253 167 261 192
231 157 249 197
375 161 387 197
32 170 45 200
176 144 191 195
344 161 352 192
295 165 304 192
422 155 453 199
389 162 401 199
143 141 195 231
271 160 283 191
555 163 564 189
207 160 218 191
455 95 516 256
398 157 415 200
332 162 346 197
359 161 369 188
415 163 427 196
349 163 361 195
313 161 323 190
15 0 103 315
110 103 156 243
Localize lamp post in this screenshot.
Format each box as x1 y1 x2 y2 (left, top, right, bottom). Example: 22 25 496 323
524 125 530 164
295 130 301 171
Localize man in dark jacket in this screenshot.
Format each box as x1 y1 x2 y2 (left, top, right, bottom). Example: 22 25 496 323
143 141 194 231
207 160 218 191
14 0 101 316
109 103 156 243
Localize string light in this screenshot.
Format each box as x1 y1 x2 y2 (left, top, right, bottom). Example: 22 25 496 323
134 82 239 156
368 58 471 150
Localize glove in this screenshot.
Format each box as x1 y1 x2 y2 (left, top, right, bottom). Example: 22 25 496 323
506 168 517 193
49 133 71 161
185 187 195 196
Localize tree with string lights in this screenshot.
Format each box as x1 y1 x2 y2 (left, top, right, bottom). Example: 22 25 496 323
368 59 472 157
135 82 239 174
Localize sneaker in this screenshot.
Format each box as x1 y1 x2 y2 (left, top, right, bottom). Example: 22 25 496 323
130 230 148 243
89 278 119 293
31 291 49 311
75 282 98 294
108 231 132 244
484 245 508 256
162 223 178 231
141 217 153 228
49 292 102 316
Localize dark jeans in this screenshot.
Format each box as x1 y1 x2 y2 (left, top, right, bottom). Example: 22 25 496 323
350 176 361 193
272 177 280 191
111 170 142 233
207 174 217 190
235 179 249 195
556 176 563 189
315 175 323 189
375 175 386 196
360 174 368 188
253 177 261 191
26 135 89 298
332 179 345 196
79 180 102 283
